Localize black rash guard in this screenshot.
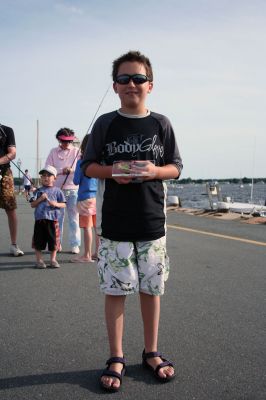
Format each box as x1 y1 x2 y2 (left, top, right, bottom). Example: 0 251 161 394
82 110 183 242
0 124 16 168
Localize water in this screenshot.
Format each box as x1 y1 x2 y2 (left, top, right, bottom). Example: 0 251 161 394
16 182 266 210
167 182 266 209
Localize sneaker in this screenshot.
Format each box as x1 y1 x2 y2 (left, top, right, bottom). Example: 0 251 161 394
71 246 80 254
35 260 47 269
10 244 24 257
50 260 60 268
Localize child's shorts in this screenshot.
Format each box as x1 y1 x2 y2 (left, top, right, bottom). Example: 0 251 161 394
79 214 96 228
77 198 96 228
32 219 60 251
97 236 169 296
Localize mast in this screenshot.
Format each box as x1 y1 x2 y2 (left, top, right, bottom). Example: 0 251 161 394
250 137 256 203
36 119 40 187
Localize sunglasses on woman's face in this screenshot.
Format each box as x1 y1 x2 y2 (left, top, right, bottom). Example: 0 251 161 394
115 74 151 85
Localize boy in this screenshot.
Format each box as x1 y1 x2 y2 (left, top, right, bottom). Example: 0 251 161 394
30 165 66 269
82 50 183 391
23 169 32 201
72 134 98 263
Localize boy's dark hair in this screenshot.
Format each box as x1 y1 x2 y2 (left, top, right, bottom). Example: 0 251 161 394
55 127 75 140
112 50 153 82
80 134 89 158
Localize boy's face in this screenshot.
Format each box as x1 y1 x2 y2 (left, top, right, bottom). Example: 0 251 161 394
113 61 153 114
40 173 55 187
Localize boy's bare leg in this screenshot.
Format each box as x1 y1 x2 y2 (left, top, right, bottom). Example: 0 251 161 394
140 292 174 378
101 294 126 389
50 249 57 262
83 227 92 259
35 249 43 263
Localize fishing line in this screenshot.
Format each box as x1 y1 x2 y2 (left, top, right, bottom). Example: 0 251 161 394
0 124 36 188
60 83 112 190
10 159 35 187
0 84 111 190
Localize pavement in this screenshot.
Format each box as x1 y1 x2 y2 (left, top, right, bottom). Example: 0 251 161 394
0 196 265 400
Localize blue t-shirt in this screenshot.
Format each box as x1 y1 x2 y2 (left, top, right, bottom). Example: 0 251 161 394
73 159 98 201
31 186 66 221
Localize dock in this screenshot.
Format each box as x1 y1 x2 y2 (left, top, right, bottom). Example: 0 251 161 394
0 197 265 399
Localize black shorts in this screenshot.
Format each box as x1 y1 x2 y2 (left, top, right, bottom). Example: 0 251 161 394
24 185 31 193
32 219 60 251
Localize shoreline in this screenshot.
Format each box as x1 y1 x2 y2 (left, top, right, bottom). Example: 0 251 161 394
167 205 266 225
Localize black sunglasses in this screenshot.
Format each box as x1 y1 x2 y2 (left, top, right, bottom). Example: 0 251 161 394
115 74 151 85
41 172 53 177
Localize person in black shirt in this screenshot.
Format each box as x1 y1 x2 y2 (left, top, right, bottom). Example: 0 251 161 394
83 51 183 391
0 124 24 256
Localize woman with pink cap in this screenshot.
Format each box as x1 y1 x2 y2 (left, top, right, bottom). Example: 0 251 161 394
45 127 81 254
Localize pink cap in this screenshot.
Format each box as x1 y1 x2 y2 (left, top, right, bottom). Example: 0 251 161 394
57 134 76 141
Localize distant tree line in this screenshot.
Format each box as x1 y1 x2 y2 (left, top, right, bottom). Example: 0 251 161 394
171 177 266 184
14 176 266 186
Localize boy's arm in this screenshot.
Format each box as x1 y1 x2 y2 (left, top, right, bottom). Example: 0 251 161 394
86 162 134 185
47 200 66 208
154 164 180 180
30 193 47 208
132 162 180 182
85 162 113 179
85 161 180 183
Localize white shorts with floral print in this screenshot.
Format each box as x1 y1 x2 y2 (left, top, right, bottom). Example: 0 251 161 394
97 236 169 296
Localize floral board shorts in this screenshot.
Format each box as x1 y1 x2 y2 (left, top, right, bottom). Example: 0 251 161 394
0 167 17 211
97 236 169 296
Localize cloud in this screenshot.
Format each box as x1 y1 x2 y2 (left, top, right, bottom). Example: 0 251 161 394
54 3 84 15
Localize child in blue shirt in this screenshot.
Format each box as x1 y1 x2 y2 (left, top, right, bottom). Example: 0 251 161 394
30 165 66 269
72 134 98 263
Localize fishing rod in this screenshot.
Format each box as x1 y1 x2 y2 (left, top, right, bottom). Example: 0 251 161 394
10 159 35 187
0 124 35 188
60 83 111 190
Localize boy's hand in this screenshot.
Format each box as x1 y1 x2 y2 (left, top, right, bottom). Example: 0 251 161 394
112 160 156 182
40 193 48 201
47 199 57 207
131 160 156 181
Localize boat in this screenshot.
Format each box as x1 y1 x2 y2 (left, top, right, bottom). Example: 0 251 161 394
206 182 266 215
217 200 266 215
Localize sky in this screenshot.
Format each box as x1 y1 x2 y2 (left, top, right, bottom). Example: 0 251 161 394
0 0 265 179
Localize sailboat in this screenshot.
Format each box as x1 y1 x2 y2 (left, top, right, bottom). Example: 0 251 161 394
206 181 266 215
217 199 266 215
218 138 266 215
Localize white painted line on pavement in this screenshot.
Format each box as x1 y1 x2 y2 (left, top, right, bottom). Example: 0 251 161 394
167 224 266 247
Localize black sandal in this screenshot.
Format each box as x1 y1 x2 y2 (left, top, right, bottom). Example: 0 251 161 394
100 356 126 392
142 350 175 383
